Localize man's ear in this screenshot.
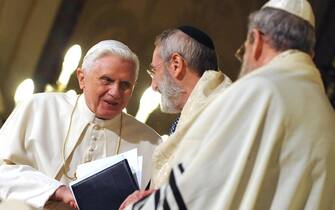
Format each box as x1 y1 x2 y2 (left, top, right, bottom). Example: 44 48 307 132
249 29 265 61
170 53 186 80
76 68 85 90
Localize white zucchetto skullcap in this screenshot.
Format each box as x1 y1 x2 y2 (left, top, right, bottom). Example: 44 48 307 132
262 0 315 27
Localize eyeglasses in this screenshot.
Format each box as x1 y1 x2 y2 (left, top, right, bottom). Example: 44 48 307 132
146 62 164 78
234 44 245 62
146 68 155 78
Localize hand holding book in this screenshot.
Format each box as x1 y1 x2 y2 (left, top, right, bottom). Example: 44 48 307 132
118 189 155 210
70 149 142 210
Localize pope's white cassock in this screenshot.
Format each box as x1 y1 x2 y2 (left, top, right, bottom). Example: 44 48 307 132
127 50 335 210
0 92 161 210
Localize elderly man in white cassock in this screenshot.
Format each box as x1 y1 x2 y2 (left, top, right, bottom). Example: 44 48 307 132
0 40 161 209
120 0 335 209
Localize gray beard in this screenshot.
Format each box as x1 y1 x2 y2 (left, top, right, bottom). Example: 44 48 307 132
159 69 183 114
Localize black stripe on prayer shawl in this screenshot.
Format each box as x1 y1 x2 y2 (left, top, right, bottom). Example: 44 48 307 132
163 198 171 210
135 202 145 210
145 180 151 190
162 182 171 210
178 163 185 174
132 199 144 210
132 192 152 210
154 189 160 209
169 170 187 210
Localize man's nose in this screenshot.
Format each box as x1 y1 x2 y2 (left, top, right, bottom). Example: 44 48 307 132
108 83 121 98
151 79 158 92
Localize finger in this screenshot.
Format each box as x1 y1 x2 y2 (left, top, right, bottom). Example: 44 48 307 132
119 200 130 210
69 201 78 209
119 202 125 210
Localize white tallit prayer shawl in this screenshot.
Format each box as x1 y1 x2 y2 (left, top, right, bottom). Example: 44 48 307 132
127 50 335 210
151 70 232 188
0 92 161 209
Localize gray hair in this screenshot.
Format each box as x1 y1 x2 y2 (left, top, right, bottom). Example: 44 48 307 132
248 7 315 55
154 29 218 76
82 40 140 80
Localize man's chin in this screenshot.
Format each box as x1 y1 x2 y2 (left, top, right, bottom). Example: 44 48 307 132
96 109 122 120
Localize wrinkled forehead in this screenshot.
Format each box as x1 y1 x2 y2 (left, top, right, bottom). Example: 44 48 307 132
88 54 136 75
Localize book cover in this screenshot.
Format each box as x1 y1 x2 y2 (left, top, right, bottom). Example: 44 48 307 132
70 159 139 210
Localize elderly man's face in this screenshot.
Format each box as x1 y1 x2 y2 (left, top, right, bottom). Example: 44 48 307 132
150 47 183 113
77 54 136 119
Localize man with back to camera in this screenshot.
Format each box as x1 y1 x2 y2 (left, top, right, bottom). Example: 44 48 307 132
0 40 161 209
120 0 335 209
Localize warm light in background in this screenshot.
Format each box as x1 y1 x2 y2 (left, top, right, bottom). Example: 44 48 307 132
57 44 82 91
135 87 161 123
66 89 77 96
14 79 35 104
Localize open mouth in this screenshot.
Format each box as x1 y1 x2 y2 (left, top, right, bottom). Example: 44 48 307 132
104 99 119 106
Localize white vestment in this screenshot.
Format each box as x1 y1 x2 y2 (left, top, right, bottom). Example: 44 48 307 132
151 70 232 188
128 50 335 210
0 200 37 210
0 92 161 209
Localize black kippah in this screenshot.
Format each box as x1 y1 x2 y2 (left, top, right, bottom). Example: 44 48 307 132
178 25 215 50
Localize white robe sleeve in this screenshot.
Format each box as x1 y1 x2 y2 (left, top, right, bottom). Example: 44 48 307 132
0 98 63 208
0 164 63 208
